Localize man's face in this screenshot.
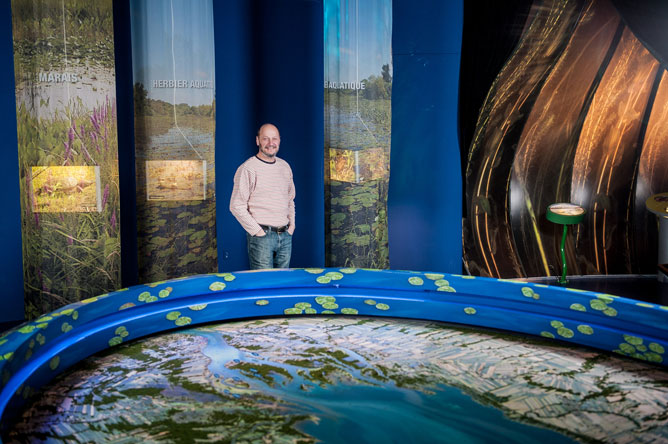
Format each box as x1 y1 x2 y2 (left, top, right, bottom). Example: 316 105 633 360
256 126 280 159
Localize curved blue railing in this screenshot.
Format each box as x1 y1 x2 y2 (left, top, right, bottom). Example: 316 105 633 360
1 268 667 432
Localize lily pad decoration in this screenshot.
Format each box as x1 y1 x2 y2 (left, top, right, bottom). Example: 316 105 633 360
295 302 312 310
618 343 635 354
569 303 586 312
189 304 208 311
209 282 226 291
305 268 325 274
18 325 35 334
305 308 317 314
577 325 593 335
557 327 574 338
437 286 456 292
61 322 73 333
408 276 424 286
550 320 564 329
284 308 303 315
624 335 643 346
649 343 665 354
108 336 122 347
341 308 358 315
602 307 617 317
175 316 192 326
35 316 52 323
540 331 555 338
636 302 654 308
166 311 181 321
119 302 136 310
364 299 377 305
49 356 60 370
158 289 171 298
255 300 269 306
322 302 339 310
464 307 477 315
425 273 445 280
340 268 357 274
321 310 335 314
145 295 158 303
115 326 129 338
81 297 98 304
325 271 344 280
434 279 450 287
375 303 390 310
138 291 151 302
521 287 534 298
316 296 336 305
316 276 332 284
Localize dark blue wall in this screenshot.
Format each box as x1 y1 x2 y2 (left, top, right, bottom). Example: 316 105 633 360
0 0 25 324
214 0 325 272
388 0 463 273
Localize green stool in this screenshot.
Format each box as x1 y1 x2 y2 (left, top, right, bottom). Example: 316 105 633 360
546 203 585 285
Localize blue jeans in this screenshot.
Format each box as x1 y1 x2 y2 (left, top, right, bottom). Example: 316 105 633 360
247 230 292 269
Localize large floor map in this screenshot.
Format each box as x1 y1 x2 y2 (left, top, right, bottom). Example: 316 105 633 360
7 317 668 443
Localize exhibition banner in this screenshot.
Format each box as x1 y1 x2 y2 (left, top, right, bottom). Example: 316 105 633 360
11 0 121 318
130 0 217 282
324 0 392 268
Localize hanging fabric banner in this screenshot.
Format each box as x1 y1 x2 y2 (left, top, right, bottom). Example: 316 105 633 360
130 0 217 283
11 0 121 319
324 0 392 268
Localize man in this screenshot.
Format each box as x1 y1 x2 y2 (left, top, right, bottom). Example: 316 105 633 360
230 123 296 269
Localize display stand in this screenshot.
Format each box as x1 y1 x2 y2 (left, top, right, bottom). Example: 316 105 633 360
646 193 668 283
546 203 586 285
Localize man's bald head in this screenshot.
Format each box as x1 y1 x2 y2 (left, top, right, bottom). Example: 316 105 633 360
256 123 281 161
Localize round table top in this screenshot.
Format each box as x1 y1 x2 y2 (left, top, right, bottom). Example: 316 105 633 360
546 203 585 225
646 192 668 217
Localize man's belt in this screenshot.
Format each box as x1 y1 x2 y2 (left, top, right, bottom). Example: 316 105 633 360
260 224 289 233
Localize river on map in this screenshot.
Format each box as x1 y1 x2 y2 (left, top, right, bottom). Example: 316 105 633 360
195 328 576 444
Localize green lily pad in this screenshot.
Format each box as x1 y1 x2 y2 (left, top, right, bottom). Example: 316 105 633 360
364 299 377 305
557 327 574 338
618 343 635 354
408 276 424 286
175 316 192 326
464 307 477 315
138 291 151 302
434 279 450 287
322 302 339 310
316 276 332 284
295 302 312 310
437 286 456 292
341 308 358 315
109 336 122 347
569 303 586 312
158 289 170 298
603 307 617 317
189 304 208 311
339 268 357 274
645 353 663 363
550 320 564 329
425 274 445 280
316 296 336 305
146 295 158 303
166 311 181 321
624 335 643 346
521 287 534 297
649 343 665 354
326 272 344 280
540 331 555 339
577 325 593 335
284 308 303 315
590 299 608 311
305 268 325 274
375 303 390 310
209 282 226 291
321 310 335 314
305 308 317 314
49 356 60 370
255 300 269 306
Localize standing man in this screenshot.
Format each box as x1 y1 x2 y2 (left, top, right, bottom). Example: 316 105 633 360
230 123 296 269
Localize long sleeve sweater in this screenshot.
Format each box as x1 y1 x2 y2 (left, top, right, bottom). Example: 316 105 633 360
229 155 296 235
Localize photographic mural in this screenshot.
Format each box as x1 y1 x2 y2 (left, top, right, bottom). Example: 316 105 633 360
130 0 217 282
463 0 668 278
324 0 392 269
11 0 121 319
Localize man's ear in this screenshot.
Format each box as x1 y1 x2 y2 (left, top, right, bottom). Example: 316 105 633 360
256 136 260 146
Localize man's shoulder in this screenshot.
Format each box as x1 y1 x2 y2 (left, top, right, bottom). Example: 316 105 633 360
274 157 292 170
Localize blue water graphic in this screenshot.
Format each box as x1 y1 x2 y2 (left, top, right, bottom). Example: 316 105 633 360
197 329 577 443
